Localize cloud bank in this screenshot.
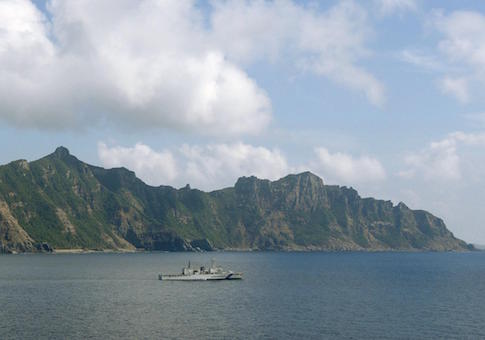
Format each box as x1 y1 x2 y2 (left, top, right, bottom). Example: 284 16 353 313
98 141 386 190
98 142 290 189
0 0 384 135
98 142 177 186
0 0 271 134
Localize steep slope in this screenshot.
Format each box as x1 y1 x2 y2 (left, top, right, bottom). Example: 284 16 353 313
0 147 473 253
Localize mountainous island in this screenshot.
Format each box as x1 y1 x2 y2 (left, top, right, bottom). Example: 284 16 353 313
0 147 473 253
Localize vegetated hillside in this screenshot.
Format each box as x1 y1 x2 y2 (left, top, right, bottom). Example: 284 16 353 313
0 147 473 253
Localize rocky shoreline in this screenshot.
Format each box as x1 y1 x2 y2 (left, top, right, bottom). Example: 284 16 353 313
1 245 478 255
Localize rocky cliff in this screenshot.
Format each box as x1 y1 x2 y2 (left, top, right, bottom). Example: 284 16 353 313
0 147 473 253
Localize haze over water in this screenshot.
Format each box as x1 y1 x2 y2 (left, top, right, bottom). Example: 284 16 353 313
1 252 484 339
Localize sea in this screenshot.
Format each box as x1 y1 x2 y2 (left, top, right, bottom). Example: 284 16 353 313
1 251 484 339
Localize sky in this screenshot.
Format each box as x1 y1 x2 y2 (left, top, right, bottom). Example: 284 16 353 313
1 0 485 243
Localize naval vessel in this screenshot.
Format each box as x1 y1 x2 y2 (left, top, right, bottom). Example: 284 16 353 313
158 260 243 281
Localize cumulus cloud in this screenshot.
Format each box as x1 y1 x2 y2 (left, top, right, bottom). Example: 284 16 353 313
0 0 385 132
98 142 290 190
211 0 385 106
435 10 485 70
310 147 386 184
97 141 388 190
430 10 485 102
97 142 177 186
180 143 290 190
398 131 485 181
399 139 460 180
374 0 417 15
0 0 272 134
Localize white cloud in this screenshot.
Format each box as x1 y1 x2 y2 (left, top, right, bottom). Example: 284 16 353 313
449 131 485 145
98 141 388 190
399 49 441 71
374 0 417 15
0 0 385 134
98 141 290 190
400 10 485 103
435 11 485 70
210 0 385 106
431 10 485 102
180 143 290 190
310 147 386 184
0 0 271 135
399 138 460 180
439 76 469 103
399 131 485 181
97 142 177 186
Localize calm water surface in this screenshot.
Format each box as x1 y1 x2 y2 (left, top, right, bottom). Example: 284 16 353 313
1 252 484 339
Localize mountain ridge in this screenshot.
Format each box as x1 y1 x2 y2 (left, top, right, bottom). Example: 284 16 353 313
0 147 474 253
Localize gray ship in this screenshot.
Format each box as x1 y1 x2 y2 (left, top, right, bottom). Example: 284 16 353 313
158 260 243 281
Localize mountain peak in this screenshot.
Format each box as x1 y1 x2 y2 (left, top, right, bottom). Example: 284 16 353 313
278 171 324 186
234 175 270 189
53 146 70 158
295 171 322 180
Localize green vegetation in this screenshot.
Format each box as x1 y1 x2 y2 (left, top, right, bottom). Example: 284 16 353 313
0 147 473 253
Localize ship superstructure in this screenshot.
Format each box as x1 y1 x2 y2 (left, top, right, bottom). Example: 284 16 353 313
158 260 243 281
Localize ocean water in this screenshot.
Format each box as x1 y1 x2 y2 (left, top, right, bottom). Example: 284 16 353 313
0 252 484 339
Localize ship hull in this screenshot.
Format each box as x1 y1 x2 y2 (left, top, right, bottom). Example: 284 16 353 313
226 272 243 280
158 272 241 281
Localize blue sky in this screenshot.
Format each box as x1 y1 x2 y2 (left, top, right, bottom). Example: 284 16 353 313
2 0 485 243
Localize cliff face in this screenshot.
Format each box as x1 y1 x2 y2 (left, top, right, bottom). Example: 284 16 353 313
0 147 473 253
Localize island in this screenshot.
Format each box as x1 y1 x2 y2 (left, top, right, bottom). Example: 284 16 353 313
0 147 474 253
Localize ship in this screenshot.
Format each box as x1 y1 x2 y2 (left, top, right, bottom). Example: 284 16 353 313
158 259 243 281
